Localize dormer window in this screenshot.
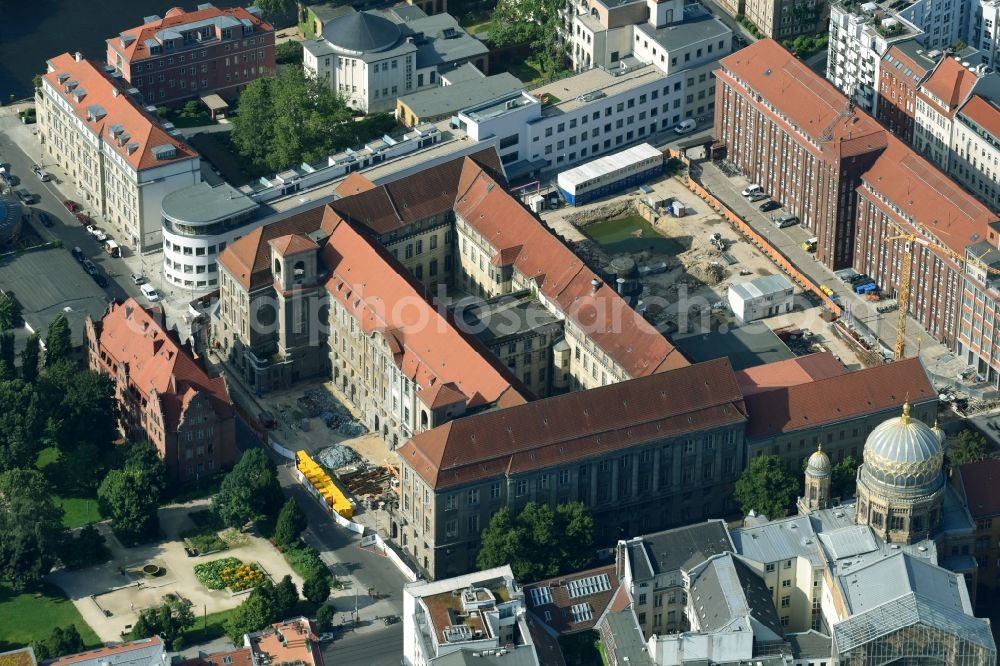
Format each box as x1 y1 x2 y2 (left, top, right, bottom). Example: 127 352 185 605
164 40 174 51
221 27 232 40
150 44 161 55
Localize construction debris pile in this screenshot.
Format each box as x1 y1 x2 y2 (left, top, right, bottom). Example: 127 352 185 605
316 444 362 470
298 388 367 437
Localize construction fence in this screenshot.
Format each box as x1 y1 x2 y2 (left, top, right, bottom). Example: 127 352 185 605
295 450 354 520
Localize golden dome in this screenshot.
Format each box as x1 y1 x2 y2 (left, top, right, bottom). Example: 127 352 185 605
860 402 944 495
806 444 832 478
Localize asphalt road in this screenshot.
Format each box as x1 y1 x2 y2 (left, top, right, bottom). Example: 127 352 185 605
0 118 141 304
322 623 404 666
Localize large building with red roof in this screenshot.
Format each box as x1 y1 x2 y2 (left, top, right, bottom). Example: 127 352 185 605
954 458 1000 596
106 4 275 106
37 52 201 252
87 299 236 481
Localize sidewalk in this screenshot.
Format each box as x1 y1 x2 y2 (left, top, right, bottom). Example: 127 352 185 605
695 159 968 380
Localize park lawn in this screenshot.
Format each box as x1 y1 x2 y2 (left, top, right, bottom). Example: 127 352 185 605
0 582 100 652
36 447 104 529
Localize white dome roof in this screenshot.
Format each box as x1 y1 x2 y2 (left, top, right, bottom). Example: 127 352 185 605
860 403 943 494
806 446 831 478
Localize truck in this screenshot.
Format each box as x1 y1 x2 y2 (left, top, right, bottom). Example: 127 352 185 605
104 239 121 258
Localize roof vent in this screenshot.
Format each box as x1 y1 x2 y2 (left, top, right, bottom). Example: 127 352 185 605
125 143 140 155
112 88 121 97
74 51 83 62
72 88 87 102
109 124 124 138
591 278 601 294
56 73 70 84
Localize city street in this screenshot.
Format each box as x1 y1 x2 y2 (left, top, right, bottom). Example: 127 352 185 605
321 622 404 666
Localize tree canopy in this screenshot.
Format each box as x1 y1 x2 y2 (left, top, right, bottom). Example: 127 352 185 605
831 455 858 499
213 449 284 528
44 314 72 367
274 497 307 548
30 625 85 661
488 0 567 75
952 429 989 466
477 502 595 581
131 596 195 644
0 377 43 472
303 570 331 606
224 578 299 642
98 467 161 541
735 455 799 519
252 0 295 20
0 292 19 331
20 333 39 383
0 468 65 590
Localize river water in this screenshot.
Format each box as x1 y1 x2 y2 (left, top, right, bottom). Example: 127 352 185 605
0 0 206 101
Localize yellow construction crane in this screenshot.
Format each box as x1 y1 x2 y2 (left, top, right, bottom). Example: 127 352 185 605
883 231 1000 360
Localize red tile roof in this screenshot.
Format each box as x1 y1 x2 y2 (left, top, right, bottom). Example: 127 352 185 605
336 172 377 196
93 299 232 430
320 217 527 410
524 564 620 634
49 638 163 666
959 95 1000 138
735 352 847 396
249 618 322 666
718 40 886 159
399 358 745 489
920 57 977 116
744 357 935 438
454 160 686 377
269 233 320 257
179 648 251 666
109 6 272 63
860 135 997 256
43 53 196 171
957 459 1000 519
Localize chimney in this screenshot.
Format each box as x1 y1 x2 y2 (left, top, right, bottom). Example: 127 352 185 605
113 88 120 97
74 51 83 62
591 278 601 294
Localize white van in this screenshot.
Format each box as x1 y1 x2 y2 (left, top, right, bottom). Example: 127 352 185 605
674 119 697 135
140 283 159 302
104 239 121 258
741 184 763 197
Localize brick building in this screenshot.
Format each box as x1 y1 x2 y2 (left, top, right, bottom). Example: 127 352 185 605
714 40 887 270
875 42 940 143
87 299 236 481
106 4 275 106
955 459 1000 603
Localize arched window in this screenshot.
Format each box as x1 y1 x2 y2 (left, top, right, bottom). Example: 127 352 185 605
273 258 282 279
293 260 305 281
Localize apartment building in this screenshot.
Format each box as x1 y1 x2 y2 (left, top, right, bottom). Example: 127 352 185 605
913 56 984 169
875 42 941 142
106 4 275 105
394 358 747 579
827 0 923 112
86 299 236 482
742 0 827 40
715 40 887 270
303 7 487 113
37 52 200 252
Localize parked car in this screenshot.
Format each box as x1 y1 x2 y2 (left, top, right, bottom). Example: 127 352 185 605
130 273 148 285
674 119 697 135
86 224 99 236
774 212 799 228
747 192 768 202
92 273 108 288
71 246 85 262
14 188 34 205
760 200 782 212
94 229 108 242
75 212 93 225
63 200 80 213
32 165 51 182
741 184 762 197
82 259 98 276
36 212 52 227
140 283 159 302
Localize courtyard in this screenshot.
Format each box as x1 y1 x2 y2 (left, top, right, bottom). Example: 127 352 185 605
46 499 304 643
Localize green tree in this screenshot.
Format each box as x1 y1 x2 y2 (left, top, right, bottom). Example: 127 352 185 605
0 378 43 472
734 455 799 520
226 584 277 642
231 67 356 172
316 603 335 631
131 596 195 643
274 498 307 548
119 440 167 497
488 0 567 75
44 314 72 367
275 40 303 65
59 524 110 570
0 292 18 331
0 468 64 590
30 625 85 660
831 455 858 499
20 333 39 382
303 571 331 606
97 468 160 540
953 429 989 465
252 0 295 19
274 574 299 616
213 449 284 528
477 502 595 581
0 331 14 380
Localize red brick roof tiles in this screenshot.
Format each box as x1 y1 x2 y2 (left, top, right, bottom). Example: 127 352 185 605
920 57 977 115
735 352 846 396
179 648 251 666
336 172 377 196
959 95 1000 138
957 459 1000 519
94 300 232 432
399 358 745 489
109 6 272 62
320 218 527 410
744 357 934 439
269 233 320 257
718 40 885 158
43 53 196 171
